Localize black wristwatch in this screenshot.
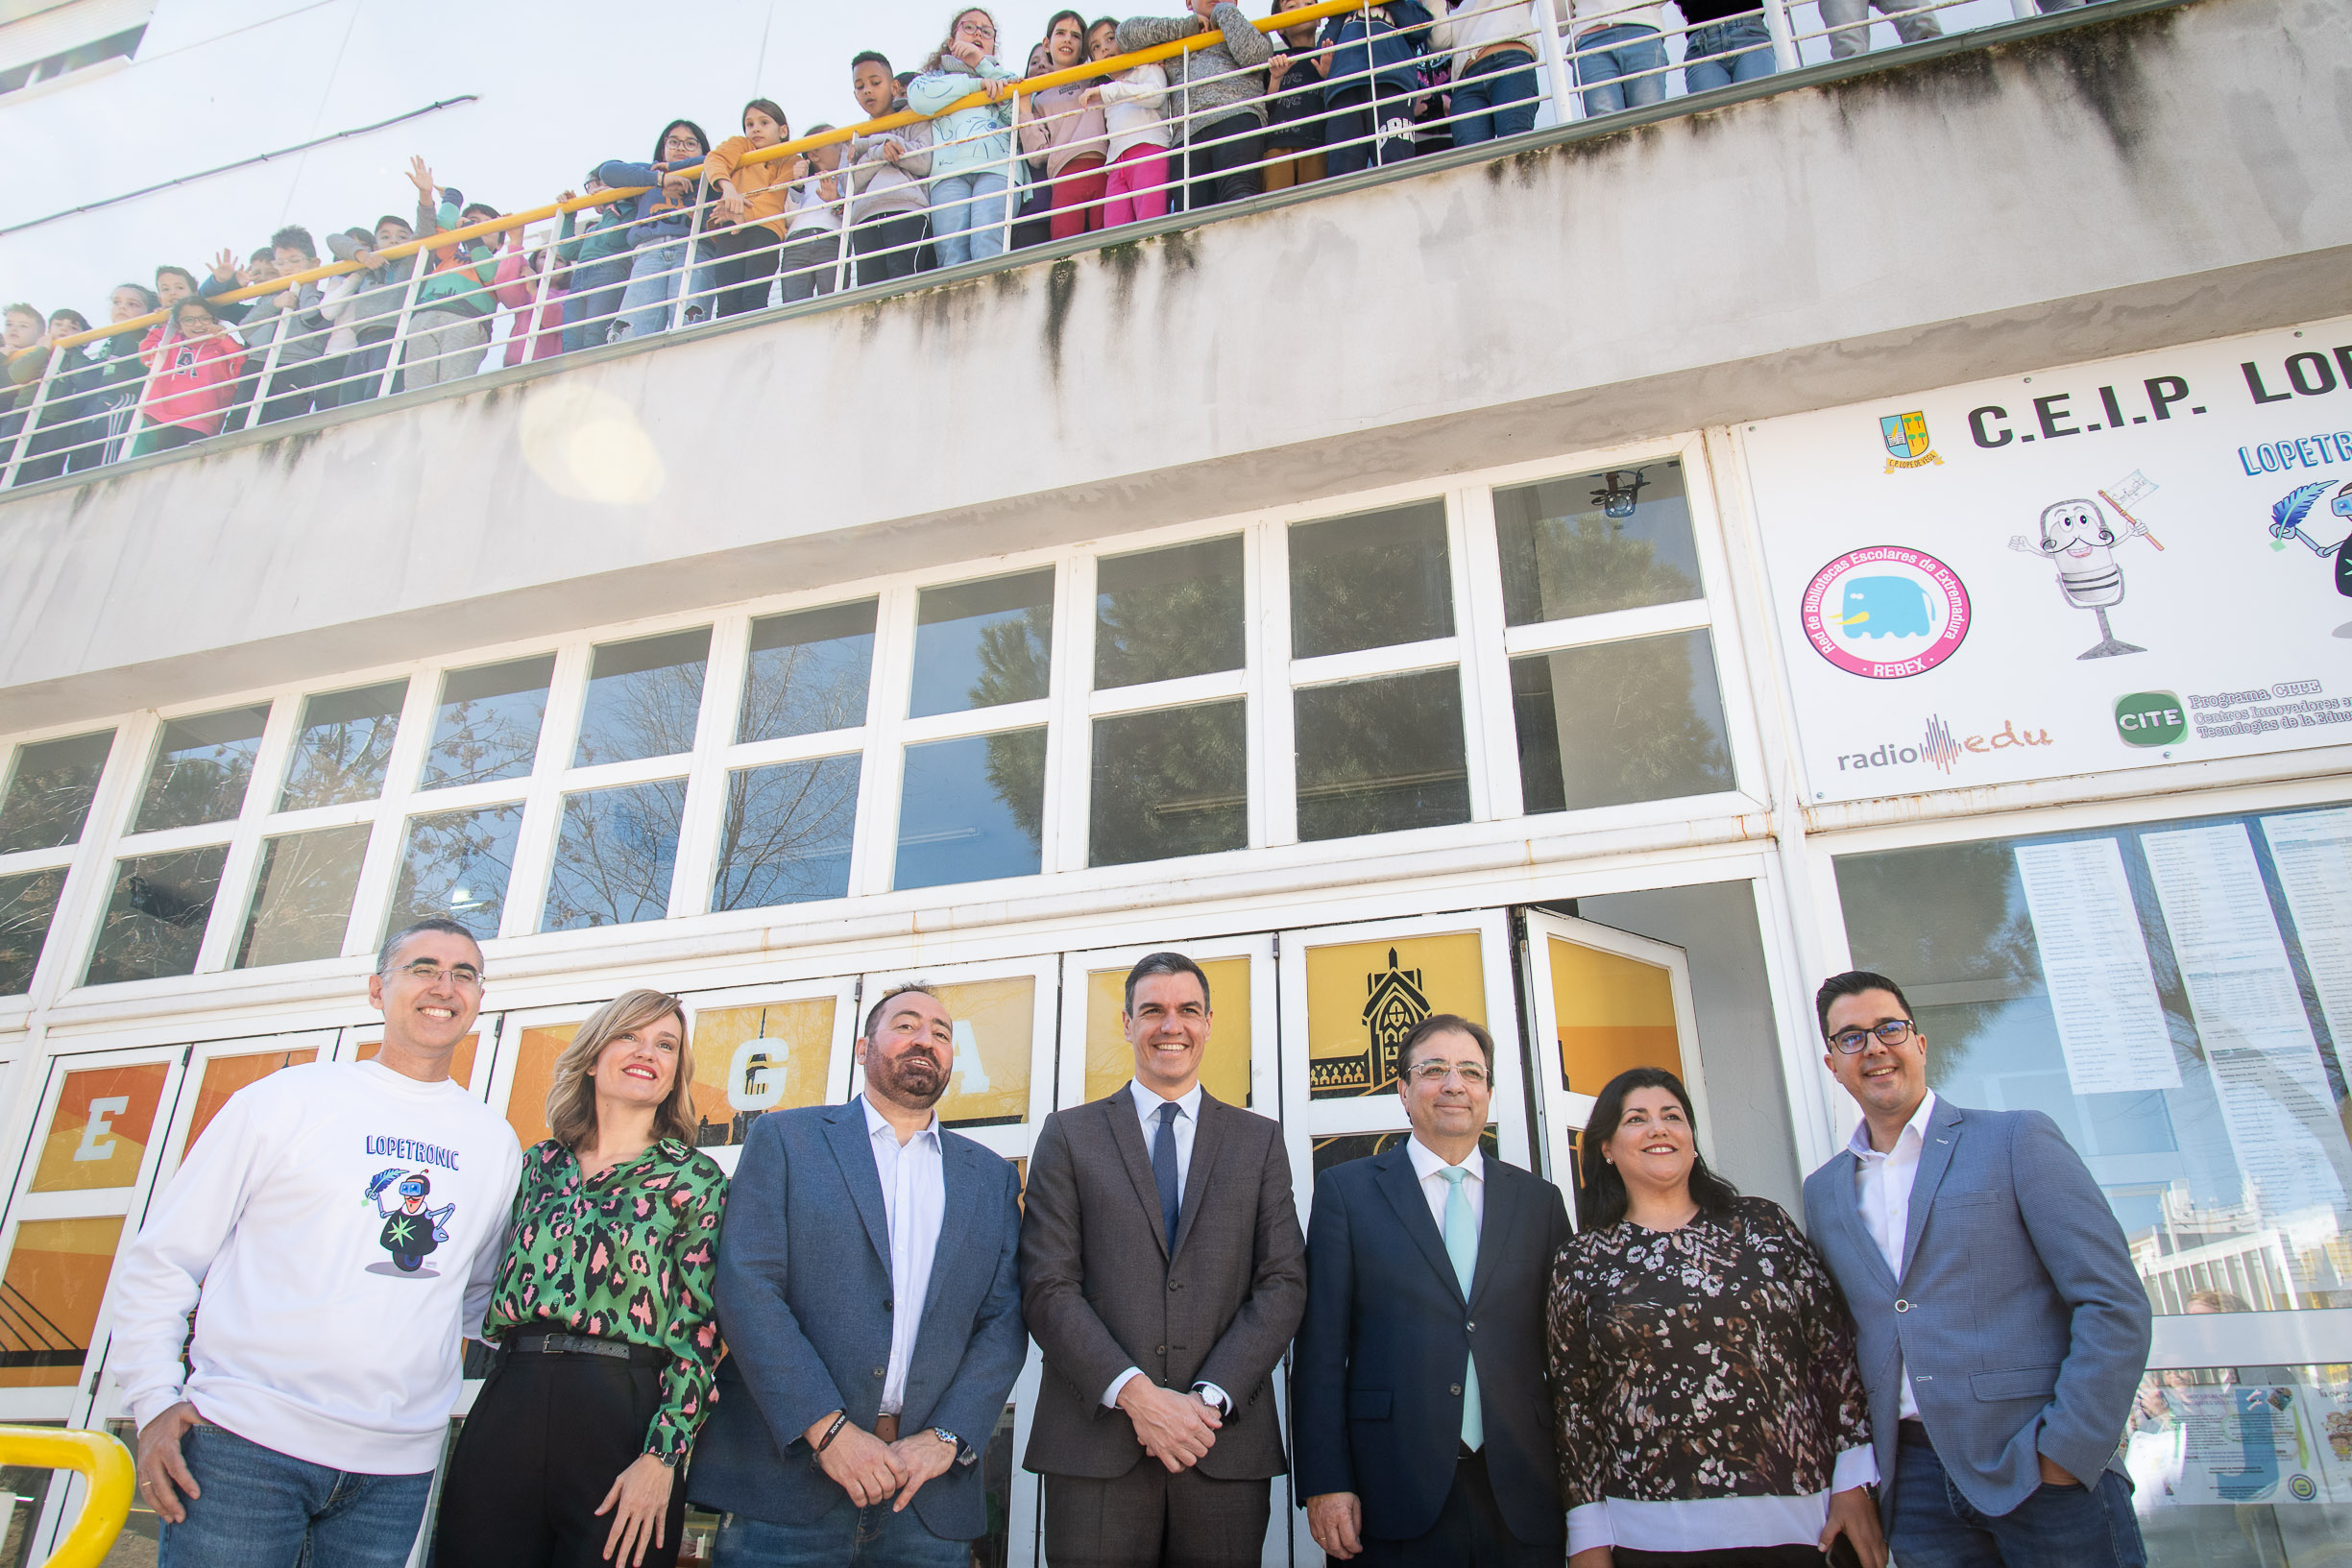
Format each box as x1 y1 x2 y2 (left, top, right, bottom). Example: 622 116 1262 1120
931 1427 977 1468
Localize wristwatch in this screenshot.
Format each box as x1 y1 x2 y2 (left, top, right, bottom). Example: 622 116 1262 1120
931 1427 977 1468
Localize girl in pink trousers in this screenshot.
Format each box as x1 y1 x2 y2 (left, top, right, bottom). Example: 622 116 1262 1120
1082 20 1173 227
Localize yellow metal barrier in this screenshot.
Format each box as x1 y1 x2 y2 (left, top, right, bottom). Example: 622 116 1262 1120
0 1426 134 1568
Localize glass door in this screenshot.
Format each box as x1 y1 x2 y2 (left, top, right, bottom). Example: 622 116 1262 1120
1517 910 1708 1218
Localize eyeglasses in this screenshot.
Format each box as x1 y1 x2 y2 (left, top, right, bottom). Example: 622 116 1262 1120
1828 1019 1915 1055
397 959 483 990
1405 1061 1490 1087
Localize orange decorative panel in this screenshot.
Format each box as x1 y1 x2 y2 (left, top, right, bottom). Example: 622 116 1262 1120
0 1216 127 1387
31 1064 170 1193
183 1048 321 1155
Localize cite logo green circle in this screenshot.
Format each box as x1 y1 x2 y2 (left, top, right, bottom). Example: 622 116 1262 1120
2114 690 2187 747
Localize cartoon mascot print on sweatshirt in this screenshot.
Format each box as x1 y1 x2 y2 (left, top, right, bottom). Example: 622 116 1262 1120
365 1167 457 1274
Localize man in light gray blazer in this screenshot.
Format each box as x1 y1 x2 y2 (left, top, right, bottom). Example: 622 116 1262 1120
691 985 1026 1567
1803 970 2152 1568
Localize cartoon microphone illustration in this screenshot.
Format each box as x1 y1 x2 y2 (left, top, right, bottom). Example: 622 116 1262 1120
2008 496 2155 659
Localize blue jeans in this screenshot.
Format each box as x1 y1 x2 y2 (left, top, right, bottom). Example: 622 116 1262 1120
560 253 632 352
1576 24 1671 115
614 238 692 339
160 1424 432 1568
1684 14 1778 93
928 172 1009 267
1449 51 1540 145
1891 1432 2147 1568
714 1506 966 1568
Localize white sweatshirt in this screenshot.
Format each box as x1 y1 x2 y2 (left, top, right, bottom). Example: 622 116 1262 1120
111 1060 522 1474
1100 62 1173 159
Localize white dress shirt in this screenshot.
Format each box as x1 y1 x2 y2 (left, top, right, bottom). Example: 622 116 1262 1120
1405 1133 1485 1236
863 1093 945 1416
1849 1088 1939 1422
1103 1079 1228 1412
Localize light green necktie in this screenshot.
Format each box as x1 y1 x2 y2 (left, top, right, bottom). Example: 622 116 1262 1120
1440 1165 1483 1450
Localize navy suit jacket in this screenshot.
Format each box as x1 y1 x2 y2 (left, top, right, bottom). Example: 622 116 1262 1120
1292 1144 1573 1546
1802 1099 2152 1530
689 1100 1027 1540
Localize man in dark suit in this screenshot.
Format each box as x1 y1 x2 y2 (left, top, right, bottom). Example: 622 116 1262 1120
1020 951 1309 1567
1293 1015 1572 1567
691 985 1027 1566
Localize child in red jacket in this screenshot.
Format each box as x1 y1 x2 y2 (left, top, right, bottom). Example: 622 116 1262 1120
132 297 247 457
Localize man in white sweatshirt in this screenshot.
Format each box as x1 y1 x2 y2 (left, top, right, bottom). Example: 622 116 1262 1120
112 917 523 1568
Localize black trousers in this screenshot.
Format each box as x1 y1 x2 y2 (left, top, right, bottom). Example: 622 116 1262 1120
1183 112 1265 210
704 225 786 317
1352 1451 1562 1568
434 1347 689 1568
1324 83 1419 177
1042 1465 1270 1568
259 355 343 423
852 212 927 285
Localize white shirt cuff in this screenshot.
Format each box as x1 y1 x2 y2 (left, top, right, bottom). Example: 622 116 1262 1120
1566 1501 1613 1554
1103 1366 1145 1409
1832 1443 1879 1492
1194 1382 1230 1414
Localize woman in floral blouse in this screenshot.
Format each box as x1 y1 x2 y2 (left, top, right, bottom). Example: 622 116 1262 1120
1549 1068 1884 1568
437 990 728 1568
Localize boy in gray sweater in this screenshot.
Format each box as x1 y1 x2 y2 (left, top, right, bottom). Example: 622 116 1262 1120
1116 0 1276 209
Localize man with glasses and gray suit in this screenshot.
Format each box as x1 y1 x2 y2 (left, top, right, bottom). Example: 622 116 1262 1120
1019 951 1308 1568
1803 970 2152 1568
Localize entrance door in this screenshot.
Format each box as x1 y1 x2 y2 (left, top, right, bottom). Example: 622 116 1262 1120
1517 909 1707 1216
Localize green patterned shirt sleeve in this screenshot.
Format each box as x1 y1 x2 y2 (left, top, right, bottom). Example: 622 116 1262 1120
483 1138 731 1462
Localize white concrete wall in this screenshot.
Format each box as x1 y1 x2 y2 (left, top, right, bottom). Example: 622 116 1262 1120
4 0 2345 732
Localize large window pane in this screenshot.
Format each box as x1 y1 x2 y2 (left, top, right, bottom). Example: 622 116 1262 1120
1295 668 1469 842
894 731 1045 891
233 824 372 968
714 756 861 909
542 780 688 930
423 655 553 788
1095 537 1244 689
1512 631 1734 813
278 681 406 810
1494 460 1701 625
1090 702 1247 867
133 706 269 832
0 867 65 995
740 601 876 742
573 629 710 766
0 731 113 854
1832 803 2352 1322
85 846 229 984
387 803 524 943
1289 502 1453 660
909 571 1054 718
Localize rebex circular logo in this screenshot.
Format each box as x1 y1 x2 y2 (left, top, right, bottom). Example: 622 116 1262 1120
1800 546 1972 679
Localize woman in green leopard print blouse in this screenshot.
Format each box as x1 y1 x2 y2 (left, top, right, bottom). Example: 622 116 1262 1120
436 990 729 1568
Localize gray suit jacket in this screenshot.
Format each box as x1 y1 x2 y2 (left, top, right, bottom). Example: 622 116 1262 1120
1018 1085 1308 1481
1802 1098 2152 1529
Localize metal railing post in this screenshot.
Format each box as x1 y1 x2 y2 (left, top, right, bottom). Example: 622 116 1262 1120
244 290 294 428
1533 0 1583 123
377 259 428 400
0 350 60 488
679 173 711 329
1759 0 1803 70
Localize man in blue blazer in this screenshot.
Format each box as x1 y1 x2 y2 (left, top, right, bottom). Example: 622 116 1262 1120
1803 971 2152 1568
691 985 1027 1566
1294 1015 1572 1566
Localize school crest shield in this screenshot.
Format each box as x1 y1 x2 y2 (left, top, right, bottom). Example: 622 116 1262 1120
1880 412 1930 460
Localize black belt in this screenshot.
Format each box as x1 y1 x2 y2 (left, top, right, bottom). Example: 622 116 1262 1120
505 1331 667 1367
1898 1418 1933 1447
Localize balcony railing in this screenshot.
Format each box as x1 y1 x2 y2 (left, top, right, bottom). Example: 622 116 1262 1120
0 0 2122 496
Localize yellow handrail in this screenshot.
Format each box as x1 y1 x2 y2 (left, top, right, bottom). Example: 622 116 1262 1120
19 0 1373 358
0 1426 135 1568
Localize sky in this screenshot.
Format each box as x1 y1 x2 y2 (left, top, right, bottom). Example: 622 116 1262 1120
0 0 2025 324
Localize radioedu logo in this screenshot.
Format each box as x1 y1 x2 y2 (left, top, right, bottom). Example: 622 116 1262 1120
2114 690 2187 747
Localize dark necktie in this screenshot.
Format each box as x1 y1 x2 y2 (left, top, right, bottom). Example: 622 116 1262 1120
1152 1100 1181 1246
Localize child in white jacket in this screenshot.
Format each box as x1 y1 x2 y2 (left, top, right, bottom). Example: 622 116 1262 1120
1081 20 1173 228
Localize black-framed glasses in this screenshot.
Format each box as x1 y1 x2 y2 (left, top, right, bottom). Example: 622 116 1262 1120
1828 1019 1915 1055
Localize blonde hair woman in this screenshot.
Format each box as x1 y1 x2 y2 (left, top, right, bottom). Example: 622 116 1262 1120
436 990 729 1568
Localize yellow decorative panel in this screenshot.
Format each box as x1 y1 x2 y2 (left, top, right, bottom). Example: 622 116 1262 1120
31 1064 169 1193
1548 936 1682 1097
925 977 1034 1128
1304 932 1487 1098
184 1048 320 1156
1082 957 1252 1106
502 1025 578 1148
0 1216 127 1387
690 1000 838 1145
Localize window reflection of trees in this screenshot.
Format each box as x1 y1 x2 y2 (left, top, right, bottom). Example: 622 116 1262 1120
1296 670 1469 842
1495 467 1702 625
86 849 226 983
740 606 874 743
423 658 552 789
1511 633 1733 812
574 634 709 767
134 709 269 832
972 615 1053 852
1290 504 1454 660
391 805 523 941
911 574 1053 717
0 869 65 994
715 758 861 909
544 782 688 930
236 826 371 967
279 683 406 810
1091 703 1247 867
0 732 112 854
1096 539 1245 689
